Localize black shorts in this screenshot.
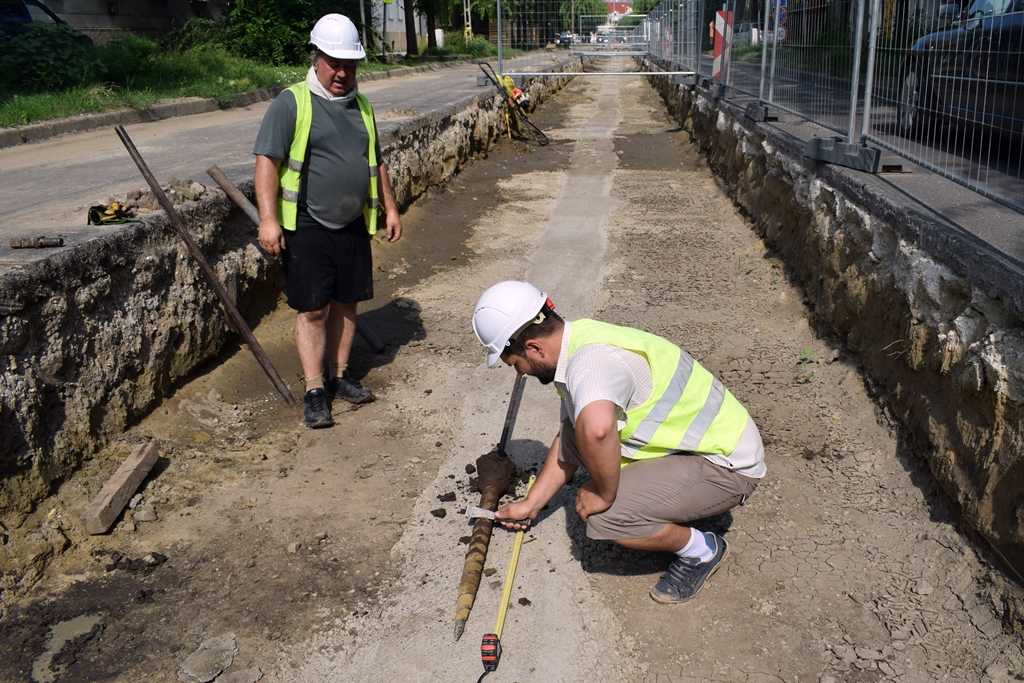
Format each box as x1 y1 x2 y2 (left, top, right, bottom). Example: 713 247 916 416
280 211 373 312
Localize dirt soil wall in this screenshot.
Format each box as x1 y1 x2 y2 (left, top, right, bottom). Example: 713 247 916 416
641 62 1024 596
0 65 576 528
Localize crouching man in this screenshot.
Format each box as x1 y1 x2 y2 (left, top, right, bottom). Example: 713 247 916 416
471 281 766 603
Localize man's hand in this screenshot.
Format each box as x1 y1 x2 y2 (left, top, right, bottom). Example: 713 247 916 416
377 162 402 243
575 479 613 522
384 209 403 243
494 499 537 531
257 218 287 257
254 154 285 257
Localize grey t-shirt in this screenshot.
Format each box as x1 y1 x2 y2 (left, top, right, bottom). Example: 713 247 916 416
253 86 382 230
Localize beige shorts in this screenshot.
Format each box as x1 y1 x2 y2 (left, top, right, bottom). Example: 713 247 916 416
558 419 760 541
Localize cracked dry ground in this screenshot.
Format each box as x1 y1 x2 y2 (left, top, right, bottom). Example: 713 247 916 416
3 70 1024 682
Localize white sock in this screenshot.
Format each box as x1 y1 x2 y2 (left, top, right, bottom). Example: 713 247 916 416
675 530 714 563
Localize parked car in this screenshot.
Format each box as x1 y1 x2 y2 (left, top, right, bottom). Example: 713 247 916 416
897 0 1024 139
733 22 755 45
935 2 963 30
556 31 574 46
0 0 65 36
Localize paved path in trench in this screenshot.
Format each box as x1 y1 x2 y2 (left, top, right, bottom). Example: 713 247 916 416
277 59 1024 682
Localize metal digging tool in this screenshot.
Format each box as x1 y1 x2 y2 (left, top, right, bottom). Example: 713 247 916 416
114 126 296 407
206 165 386 354
454 372 528 640
478 62 549 147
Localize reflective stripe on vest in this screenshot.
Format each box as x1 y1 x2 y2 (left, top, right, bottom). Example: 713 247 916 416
567 320 750 462
276 82 379 234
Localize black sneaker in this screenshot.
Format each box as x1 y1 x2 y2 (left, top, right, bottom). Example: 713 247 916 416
650 531 729 604
303 388 333 428
327 371 375 404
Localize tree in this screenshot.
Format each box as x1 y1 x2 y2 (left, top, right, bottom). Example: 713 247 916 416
212 0 368 65
561 0 606 34
403 0 420 54
414 0 440 51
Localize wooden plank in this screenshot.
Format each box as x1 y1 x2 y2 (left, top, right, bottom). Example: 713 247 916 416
81 442 160 535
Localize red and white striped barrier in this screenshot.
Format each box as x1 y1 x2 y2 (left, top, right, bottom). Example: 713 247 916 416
712 10 733 79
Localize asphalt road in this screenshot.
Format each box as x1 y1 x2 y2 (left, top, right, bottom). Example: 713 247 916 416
0 59 518 267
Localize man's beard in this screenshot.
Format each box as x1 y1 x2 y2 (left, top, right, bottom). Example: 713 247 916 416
530 359 556 385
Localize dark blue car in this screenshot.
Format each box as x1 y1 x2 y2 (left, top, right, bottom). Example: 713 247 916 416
897 0 1024 138
0 0 65 37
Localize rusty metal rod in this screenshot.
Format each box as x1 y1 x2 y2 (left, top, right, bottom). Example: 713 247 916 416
206 165 387 354
115 126 296 407
10 237 63 249
206 165 260 225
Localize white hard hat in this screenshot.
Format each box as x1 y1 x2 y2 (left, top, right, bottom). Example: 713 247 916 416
472 281 549 367
310 14 366 60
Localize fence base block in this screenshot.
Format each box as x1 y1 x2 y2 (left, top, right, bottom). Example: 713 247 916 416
744 102 779 122
805 137 881 174
673 73 698 89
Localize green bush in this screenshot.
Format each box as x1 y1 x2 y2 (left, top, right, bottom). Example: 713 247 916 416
440 31 497 58
223 1 301 65
95 33 160 85
161 17 229 53
0 23 106 93
218 0 364 65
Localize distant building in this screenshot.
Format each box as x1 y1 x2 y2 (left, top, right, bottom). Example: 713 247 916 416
25 0 227 43
605 0 632 24
377 0 429 55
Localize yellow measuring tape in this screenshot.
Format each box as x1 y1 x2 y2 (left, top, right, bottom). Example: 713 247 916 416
493 474 536 640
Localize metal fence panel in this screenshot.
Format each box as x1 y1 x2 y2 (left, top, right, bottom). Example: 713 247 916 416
757 0 866 137
633 0 1024 213
492 0 1023 213
494 0 577 74
861 0 1024 212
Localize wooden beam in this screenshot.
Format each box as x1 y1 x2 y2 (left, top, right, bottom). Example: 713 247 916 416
81 442 160 535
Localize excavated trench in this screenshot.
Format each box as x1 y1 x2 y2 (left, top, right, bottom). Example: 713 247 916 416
0 90 579 682
0 66 577 526
0 58 1022 682
638 58 1024 605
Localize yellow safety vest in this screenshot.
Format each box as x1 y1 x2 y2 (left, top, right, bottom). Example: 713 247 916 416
566 320 750 463
276 82 380 234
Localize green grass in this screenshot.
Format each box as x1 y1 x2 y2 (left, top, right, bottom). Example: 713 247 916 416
731 43 764 62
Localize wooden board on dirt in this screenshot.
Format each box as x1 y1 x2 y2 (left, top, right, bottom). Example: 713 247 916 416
81 442 160 534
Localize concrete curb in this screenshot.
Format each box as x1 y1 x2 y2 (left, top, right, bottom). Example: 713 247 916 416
0 57 476 150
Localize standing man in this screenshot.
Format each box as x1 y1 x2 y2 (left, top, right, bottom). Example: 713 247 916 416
254 13 402 429
472 281 766 603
